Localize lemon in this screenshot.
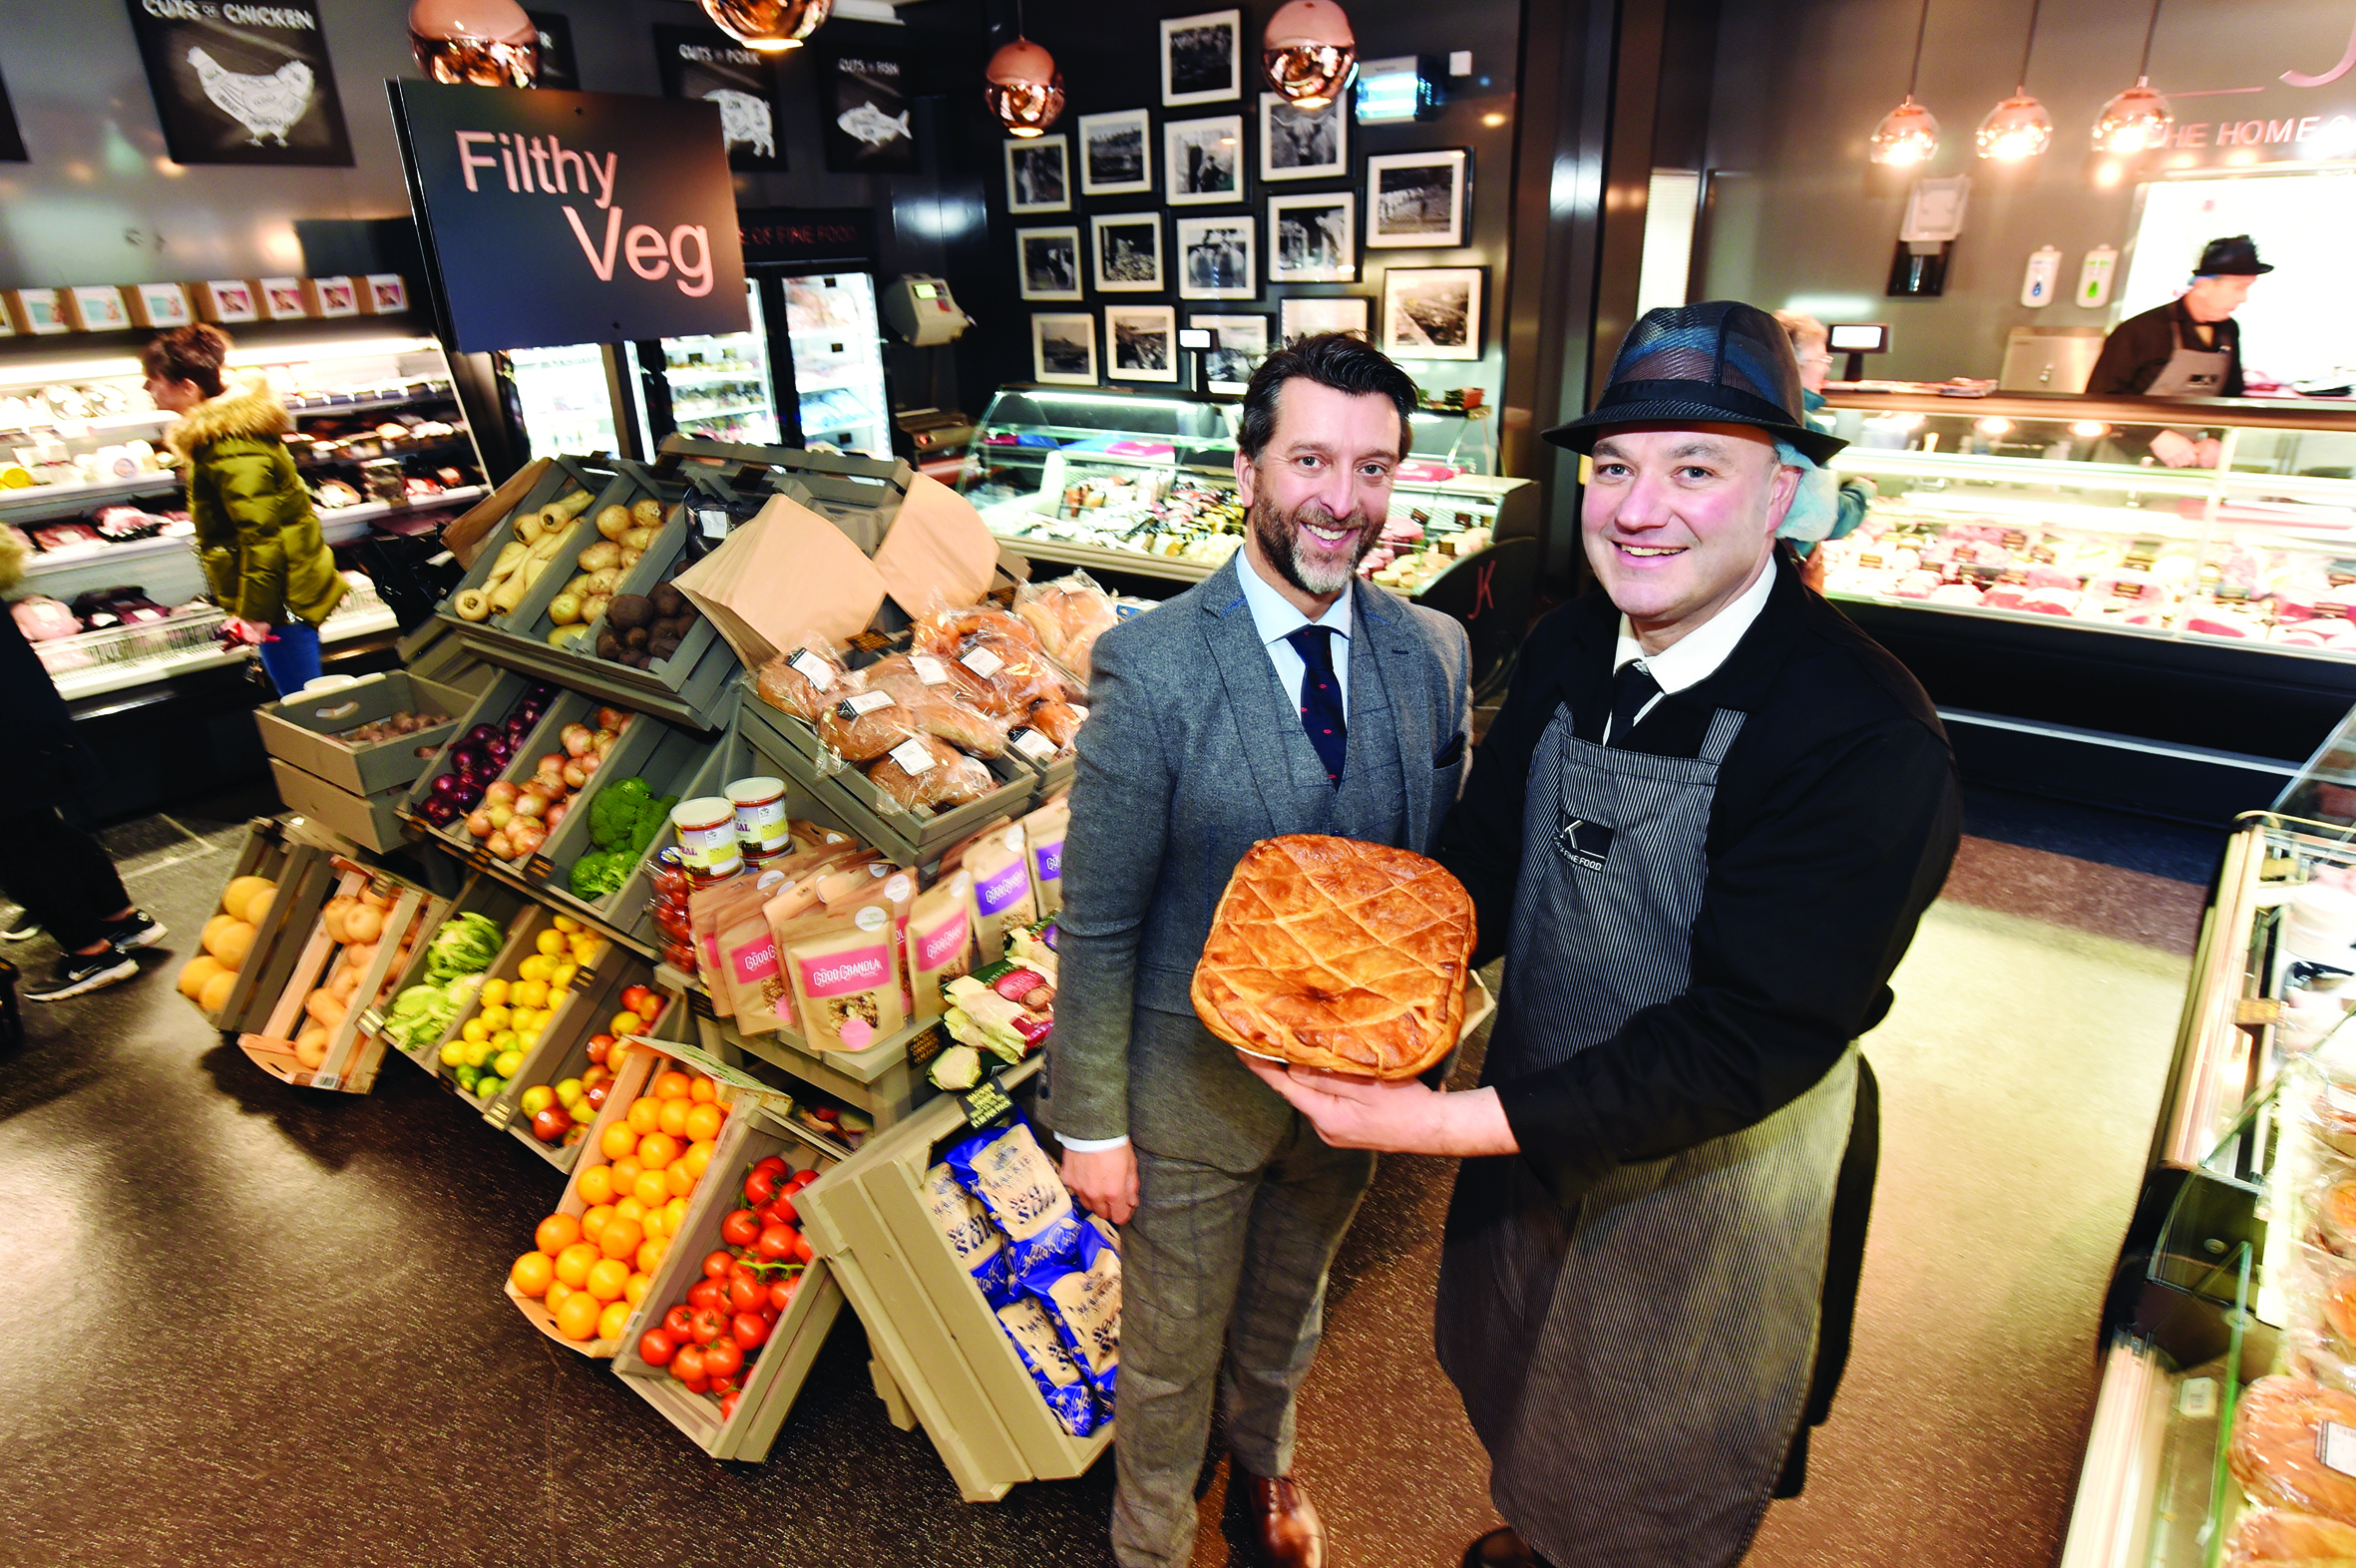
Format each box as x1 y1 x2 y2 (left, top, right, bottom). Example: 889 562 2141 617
553 915 581 934
491 1029 518 1053
439 1040 466 1067
461 1039 492 1069
514 979 550 1010
461 1017 490 1044
550 962 579 990
546 986 572 1011
537 930 566 958
495 1048 526 1078
479 978 512 1008
480 1003 512 1030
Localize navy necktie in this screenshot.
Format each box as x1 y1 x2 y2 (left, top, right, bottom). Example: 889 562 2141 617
1608 660 1661 747
1287 626 1347 785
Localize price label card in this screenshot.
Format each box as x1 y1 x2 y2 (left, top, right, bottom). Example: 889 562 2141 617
309 1071 341 1092
960 646 1004 679
838 690 896 718
1008 727 1056 762
789 648 834 685
2322 1418 2356 1476
358 1009 386 1038
887 738 938 775
960 1070 1013 1130
910 654 951 685
526 855 556 885
847 630 893 653
467 848 495 874
2177 1376 2216 1418
905 1021 945 1068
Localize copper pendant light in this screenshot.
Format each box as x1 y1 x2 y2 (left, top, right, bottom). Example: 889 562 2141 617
984 2 1063 138
2092 0 2173 152
1868 0 1939 166
699 0 832 53
409 0 540 88
1975 0 2052 159
1263 0 1357 112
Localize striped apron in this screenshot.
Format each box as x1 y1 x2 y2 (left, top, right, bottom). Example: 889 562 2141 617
1435 702 1857 1568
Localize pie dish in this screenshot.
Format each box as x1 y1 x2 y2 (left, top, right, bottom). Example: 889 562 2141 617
1192 835 1476 1079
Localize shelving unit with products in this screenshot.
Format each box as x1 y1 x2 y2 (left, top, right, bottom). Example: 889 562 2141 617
626 279 786 452
781 272 891 458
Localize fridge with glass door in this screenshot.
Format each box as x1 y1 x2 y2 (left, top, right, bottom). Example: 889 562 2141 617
780 271 892 458
505 342 625 459
626 279 785 453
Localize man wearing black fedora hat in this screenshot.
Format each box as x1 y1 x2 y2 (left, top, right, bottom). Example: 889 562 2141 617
1243 301 1961 1567
2087 233 2272 466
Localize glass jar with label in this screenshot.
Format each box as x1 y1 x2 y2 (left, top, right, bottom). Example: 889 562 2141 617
670 796 743 884
726 776 792 864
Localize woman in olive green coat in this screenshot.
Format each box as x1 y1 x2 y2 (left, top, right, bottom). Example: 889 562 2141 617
145 323 345 693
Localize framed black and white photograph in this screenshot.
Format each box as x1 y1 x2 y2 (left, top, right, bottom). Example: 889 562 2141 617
1176 216 1256 300
1032 312 1098 385
124 0 354 167
1367 150 1469 248
1280 295 1371 343
821 53 919 174
1107 304 1181 382
1161 10 1241 107
1191 313 1270 395
1260 93 1346 182
1005 135 1071 213
1166 115 1244 205
1381 266 1483 360
1269 193 1356 283
654 26 785 172
1078 109 1152 196
1017 226 1083 301
1091 213 1164 293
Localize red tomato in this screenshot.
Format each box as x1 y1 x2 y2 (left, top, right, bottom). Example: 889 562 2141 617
720 1208 762 1248
760 1194 799 1227
709 1373 739 1396
794 1231 815 1265
671 1344 707 1383
681 1373 710 1395
760 1301 782 1325
727 1258 761 1285
752 1154 789 1177
742 1168 781 1208
687 1278 727 1312
701 1338 744 1380
755 1223 798 1262
689 1306 729 1346
718 1389 741 1419
727 1274 765 1314
701 1249 735 1280
637 1329 678 1368
663 1304 696 1339
787 1168 819 1192
769 1276 799 1312
732 1311 772 1350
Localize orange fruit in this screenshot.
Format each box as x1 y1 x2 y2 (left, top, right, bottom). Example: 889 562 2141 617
689 1076 717 1103
682 1141 716 1180
664 1162 696 1199
546 1278 576 1314
636 1132 680 1171
653 1069 693 1101
535 1213 582 1255
581 1203 615 1244
663 1196 689 1232
598 1217 644 1261
599 1123 636 1161
555 1290 602 1341
598 1300 632 1341
657 1098 693 1138
611 1156 643 1190
632 1170 670 1208
623 1270 652 1308
683 1102 724 1142
613 1194 647 1224
511 1251 556 1297
626 1098 662 1135
636 1238 666 1273
641 1206 669 1241
555 1241 600 1289
584 1256 630 1302
578 1165 616 1205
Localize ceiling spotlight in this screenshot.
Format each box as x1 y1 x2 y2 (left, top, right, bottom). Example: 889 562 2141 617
1976 0 2051 159
1264 0 1357 111
1868 0 1939 166
985 38 1064 138
698 0 830 52
2094 0 2172 152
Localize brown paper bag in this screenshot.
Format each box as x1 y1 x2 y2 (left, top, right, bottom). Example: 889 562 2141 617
873 472 1001 617
675 491 888 670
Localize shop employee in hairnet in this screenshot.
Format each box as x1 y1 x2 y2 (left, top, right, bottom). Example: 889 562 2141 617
1244 301 1962 1568
2086 233 2271 468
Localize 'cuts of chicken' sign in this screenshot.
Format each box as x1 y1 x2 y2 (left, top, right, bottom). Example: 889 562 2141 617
454 130 713 297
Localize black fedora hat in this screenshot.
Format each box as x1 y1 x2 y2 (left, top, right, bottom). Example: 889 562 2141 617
1542 300 1846 464
2197 234 2272 275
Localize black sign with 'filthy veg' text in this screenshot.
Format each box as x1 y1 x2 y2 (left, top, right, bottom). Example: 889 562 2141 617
388 81 750 355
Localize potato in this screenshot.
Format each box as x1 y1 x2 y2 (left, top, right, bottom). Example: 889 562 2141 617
630 498 663 527
548 623 590 650
199 970 236 1014
595 503 631 541
179 955 226 999
618 547 643 571
583 567 622 596
577 541 622 574
561 573 595 598
549 591 584 625
581 593 610 625
620 525 656 553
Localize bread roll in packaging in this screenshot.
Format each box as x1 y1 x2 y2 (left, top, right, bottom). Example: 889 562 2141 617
909 871 979 1021
2223 1506 2356 1565
2230 1374 2356 1525
1022 797 1070 917
965 824 1038 963
781 906 907 1052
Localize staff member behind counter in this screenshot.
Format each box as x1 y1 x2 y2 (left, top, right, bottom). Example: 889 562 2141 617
2084 234 2271 468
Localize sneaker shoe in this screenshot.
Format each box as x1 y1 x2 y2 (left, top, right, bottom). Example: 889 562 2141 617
102 910 168 953
23 950 140 1002
1 920 36 943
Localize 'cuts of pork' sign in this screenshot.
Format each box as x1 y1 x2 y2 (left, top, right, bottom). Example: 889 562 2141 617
453 131 712 296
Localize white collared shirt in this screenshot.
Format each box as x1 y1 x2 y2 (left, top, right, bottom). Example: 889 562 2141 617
1234 545 1354 720
1606 555 1776 742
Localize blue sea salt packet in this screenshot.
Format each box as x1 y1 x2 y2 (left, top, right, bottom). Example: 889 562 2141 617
1023 1216 1120 1412
946 1114 1086 1275
996 1296 1102 1436
919 1161 1015 1304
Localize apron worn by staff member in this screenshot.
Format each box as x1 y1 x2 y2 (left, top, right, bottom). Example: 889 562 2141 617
1435 697 1857 1568
2144 335 2232 397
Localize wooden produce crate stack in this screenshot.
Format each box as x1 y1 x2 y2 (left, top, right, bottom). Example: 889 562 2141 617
438 454 621 655
675 960 943 1140
359 874 539 1076
480 950 651 1174
256 670 475 853
238 862 447 1094
179 818 332 1036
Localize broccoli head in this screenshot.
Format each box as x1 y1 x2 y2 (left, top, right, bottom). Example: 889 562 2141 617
628 794 680 856
570 849 631 900
589 777 654 849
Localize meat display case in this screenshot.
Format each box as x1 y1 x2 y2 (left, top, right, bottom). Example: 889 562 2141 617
1813 391 2356 820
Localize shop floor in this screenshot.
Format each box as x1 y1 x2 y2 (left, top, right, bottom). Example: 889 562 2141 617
0 790 2214 1568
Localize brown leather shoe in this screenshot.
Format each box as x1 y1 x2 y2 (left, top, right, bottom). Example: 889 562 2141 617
1243 1471 1324 1568
1461 1527 1548 1568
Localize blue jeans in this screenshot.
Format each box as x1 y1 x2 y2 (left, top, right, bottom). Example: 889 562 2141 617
255 620 322 695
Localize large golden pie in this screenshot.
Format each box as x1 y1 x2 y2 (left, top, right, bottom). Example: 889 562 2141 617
1192 835 1476 1079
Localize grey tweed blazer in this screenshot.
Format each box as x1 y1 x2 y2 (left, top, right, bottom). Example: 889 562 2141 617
1046 551 1472 1166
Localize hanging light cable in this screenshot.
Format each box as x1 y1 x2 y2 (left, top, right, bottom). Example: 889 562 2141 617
2092 0 2174 153
984 0 1064 138
1869 0 1940 166
1976 0 2053 159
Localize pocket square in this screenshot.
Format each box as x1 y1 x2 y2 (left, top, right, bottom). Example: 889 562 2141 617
1433 731 1466 767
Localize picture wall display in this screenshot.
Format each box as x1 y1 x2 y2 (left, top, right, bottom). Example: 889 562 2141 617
653 25 784 172
1091 213 1165 293
1106 304 1181 382
124 0 354 167
1161 10 1242 107
821 53 919 174
1006 135 1072 213
1166 116 1245 205
1269 193 1356 283
1380 266 1483 361
1018 226 1083 301
1191 313 1270 396
1176 216 1255 300
1367 150 1469 249
1078 109 1153 196
1033 312 1099 385
1260 94 1346 182
1280 295 1371 343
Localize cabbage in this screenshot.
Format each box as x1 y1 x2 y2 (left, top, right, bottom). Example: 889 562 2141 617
423 913 503 983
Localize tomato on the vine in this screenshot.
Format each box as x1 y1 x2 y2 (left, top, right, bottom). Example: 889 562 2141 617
759 1301 782 1325
671 1344 707 1383
732 1311 772 1350
638 1329 677 1368
761 1194 798 1227
720 1208 762 1248
689 1306 729 1346
742 1168 781 1208
664 1305 696 1339
769 1276 800 1312
718 1389 741 1419
727 1274 765 1314
756 1223 798 1262
687 1278 726 1312
786 1168 819 1193
752 1155 789 1179
701 1338 744 1380
794 1231 815 1265
701 1249 734 1280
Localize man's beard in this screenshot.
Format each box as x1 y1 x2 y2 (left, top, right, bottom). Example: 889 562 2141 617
1250 491 1378 597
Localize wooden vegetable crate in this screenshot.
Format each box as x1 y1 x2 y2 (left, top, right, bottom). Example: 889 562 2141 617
185 818 329 1036
237 861 447 1094
424 897 588 1114
680 968 942 1138
482 953 655 1175
361 874 539 1075
794 1056 1115 1501
657 435 917 555
556 457 725 699
402 680 630 881
438 454 622 654
607 1039 846 1460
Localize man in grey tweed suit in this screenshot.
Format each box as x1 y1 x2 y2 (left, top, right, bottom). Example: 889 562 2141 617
1042 335 1471 1568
